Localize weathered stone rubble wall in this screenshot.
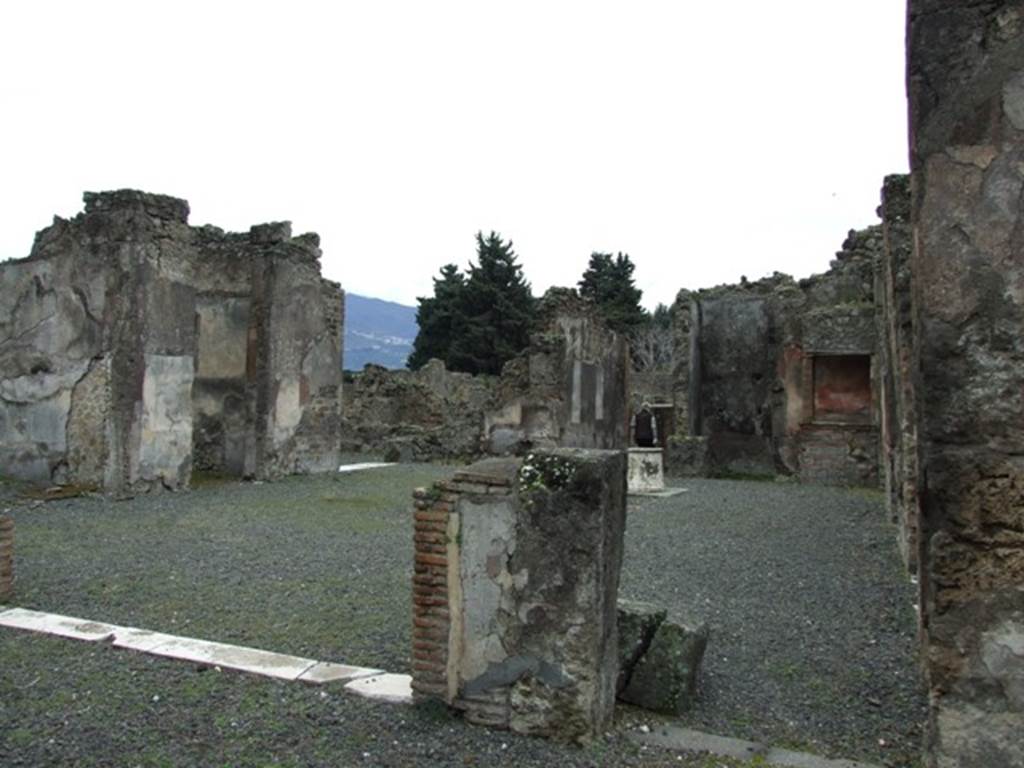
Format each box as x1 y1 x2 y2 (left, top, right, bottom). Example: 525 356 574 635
343 291 629 460
907 3 1024 765
669 230 880 485
0 190 343 493
341 359 498 461
411 450 626 742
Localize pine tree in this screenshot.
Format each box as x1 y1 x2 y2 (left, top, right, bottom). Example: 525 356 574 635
407 263 466 370
448 232 535 375
577 251 647 335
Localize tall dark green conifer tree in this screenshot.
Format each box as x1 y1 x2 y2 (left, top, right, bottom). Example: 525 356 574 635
449 232 535 375
408 232 534 374
407 263 466 370
577 251 646 335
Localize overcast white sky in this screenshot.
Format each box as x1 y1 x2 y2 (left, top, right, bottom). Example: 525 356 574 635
0 1 908 311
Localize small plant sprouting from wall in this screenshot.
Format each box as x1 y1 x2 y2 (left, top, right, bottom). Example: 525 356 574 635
517 453 578 495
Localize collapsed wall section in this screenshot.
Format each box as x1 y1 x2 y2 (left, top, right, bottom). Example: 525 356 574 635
907 3 1024 765
342 290 629 461
341 359 498 461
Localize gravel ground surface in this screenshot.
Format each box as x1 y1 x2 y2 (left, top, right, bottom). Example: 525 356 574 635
0 465 926 767
622 480 926 767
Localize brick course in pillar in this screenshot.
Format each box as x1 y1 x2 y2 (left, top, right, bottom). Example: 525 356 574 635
411 469 514 703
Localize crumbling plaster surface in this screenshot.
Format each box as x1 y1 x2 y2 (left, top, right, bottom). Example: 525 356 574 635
0 242 109 483
411 451 626 743
447 450 626 742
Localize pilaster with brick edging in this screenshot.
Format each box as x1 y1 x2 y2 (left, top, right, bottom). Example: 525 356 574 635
410 469 515 708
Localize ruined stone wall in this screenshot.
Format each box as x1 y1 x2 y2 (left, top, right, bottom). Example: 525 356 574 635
249 233 344 478
485 290 629 454
907 3 1024 764
0 190 343 493
668 230 880 485
876 174 919 572
411 450 626 742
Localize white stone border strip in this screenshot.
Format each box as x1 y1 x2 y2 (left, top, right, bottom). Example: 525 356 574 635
338 462 396 473
0 607 404 700
344 673 413 703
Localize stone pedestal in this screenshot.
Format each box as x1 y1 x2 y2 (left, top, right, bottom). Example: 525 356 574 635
411 449 627 743
627 448 665 493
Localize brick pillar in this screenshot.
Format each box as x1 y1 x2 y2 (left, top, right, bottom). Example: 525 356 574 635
410 484 458 701
411 450 626 743
0 515 13 603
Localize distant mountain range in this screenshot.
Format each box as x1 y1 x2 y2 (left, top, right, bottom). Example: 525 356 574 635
343 293 418 370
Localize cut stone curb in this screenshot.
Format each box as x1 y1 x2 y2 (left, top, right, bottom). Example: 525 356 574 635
344 673 413 704
0 607 384 690
298 662 383 684
338 462 395 473
0 608 117 642
631 725 882 768
140 635 320 681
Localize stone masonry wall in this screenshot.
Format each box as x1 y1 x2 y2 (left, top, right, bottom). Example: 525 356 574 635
0 190 343 493
668 230 880 485
486 290 629 454
876 174 919 572
411 450 627 743
908 3 1024 765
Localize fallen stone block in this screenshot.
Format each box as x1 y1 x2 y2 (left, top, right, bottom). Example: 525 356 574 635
619 615 708 714
616 598 666 694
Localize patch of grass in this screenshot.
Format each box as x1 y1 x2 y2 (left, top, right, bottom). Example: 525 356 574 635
190 471 240 488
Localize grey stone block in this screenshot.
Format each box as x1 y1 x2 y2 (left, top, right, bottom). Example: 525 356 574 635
619 615 708 714
616 598 666 694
